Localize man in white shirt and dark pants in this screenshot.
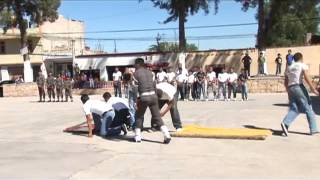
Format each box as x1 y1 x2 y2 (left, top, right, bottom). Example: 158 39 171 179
113 67 122 97
281 52 319 136
176 67 187 101
103 92 135 133
156 68 167 83
156 82 183 131
218 68 229 101
228 68 238 101
81 94 121 137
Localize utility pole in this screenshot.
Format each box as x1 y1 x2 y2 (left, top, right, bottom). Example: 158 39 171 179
114 40 117 53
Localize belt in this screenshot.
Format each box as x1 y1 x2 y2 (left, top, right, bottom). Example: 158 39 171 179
140 91 155 96
288 84 302 88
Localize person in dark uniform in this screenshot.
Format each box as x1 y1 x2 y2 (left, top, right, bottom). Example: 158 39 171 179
242 52 252 77
133 58 171 144
36 72 46 102
55 74 64 102
46 72 56 102
64 76 73 102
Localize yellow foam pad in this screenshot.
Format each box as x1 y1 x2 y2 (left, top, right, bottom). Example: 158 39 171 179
171 125 272 140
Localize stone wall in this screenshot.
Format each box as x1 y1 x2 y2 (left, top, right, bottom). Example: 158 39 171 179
247 77 286 93
2 78 289 97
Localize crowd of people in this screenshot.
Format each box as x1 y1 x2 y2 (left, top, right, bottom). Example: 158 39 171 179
113 66 249 102
36 72 73 102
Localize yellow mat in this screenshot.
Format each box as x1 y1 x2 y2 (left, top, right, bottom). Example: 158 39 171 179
171 125 272 140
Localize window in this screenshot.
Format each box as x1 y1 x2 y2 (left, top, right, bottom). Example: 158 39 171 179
0 41 5 54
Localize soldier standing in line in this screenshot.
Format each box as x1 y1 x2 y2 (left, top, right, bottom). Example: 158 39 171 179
55 74 64 102
46 73 56 102
64 76 73 102
36 71 46 102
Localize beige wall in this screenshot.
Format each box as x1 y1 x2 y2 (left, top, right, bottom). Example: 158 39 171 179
185 45 320 76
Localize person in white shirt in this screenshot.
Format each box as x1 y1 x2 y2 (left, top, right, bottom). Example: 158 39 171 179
281 52 319 137
218 68 229 100
227 68 238 101
81 94 120 137
156 68 167 83
156 82 183 131
166 68 176 85
186 70 195 100
176 68 187 100
103 92 135 134
112 67 122 97
206 67 218 101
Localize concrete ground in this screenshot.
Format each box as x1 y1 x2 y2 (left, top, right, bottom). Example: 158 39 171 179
0 93 319 179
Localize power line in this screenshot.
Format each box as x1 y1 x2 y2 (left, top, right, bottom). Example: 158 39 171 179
41 17 320 35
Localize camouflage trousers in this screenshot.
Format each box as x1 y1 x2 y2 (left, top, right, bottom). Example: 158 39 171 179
65 88 73 102
47 87 55 101
56 88 64 101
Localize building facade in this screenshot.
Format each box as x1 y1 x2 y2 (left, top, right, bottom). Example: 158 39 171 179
0 15 85 81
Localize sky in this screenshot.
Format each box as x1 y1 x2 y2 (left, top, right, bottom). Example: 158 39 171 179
58 0 258 53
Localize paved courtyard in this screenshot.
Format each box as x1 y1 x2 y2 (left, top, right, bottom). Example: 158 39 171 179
0 93 319 179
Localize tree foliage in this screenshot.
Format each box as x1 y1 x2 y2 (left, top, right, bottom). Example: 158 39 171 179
148 41 198 52
149 0 220 51
0 0 61 53
235 0 320 48
265 0 320 47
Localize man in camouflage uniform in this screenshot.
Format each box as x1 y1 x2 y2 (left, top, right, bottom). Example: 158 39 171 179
36 71 46 102
55 74 64 102
64 76 73 102
46 73 56 102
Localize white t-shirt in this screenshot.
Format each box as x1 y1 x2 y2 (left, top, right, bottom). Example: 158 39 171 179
156 82 176 101
107 97 129 111
218 73 229 83
207 71 216 81
167 72 176 82
176 73 187 83
187 74 195 83
228 72 238 83
156 71 167 82
286 62 308 86
113 71 122 81
83 100 113 116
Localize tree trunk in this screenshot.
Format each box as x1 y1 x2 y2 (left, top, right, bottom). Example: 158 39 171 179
257 0 265 51
14 0 33 82
178 9 186 52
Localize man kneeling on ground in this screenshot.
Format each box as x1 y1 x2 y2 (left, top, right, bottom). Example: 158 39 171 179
81 94 123 137
155 82 183 132
103 92 135 135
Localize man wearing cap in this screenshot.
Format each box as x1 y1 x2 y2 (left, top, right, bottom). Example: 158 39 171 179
133 58 171 144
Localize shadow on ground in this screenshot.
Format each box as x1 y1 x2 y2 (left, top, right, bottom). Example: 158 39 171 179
244 125 310 136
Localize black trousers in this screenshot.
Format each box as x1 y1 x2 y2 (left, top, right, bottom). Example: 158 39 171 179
177 83 185 100
135 94 164 129
158 94 182 129
244 65 251 77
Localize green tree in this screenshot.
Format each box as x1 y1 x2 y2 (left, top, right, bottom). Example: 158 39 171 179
235 0 320 48
265 0 320 47
148 41 198 52
149 0 220 52
235 0 268 50
0 0 61 82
